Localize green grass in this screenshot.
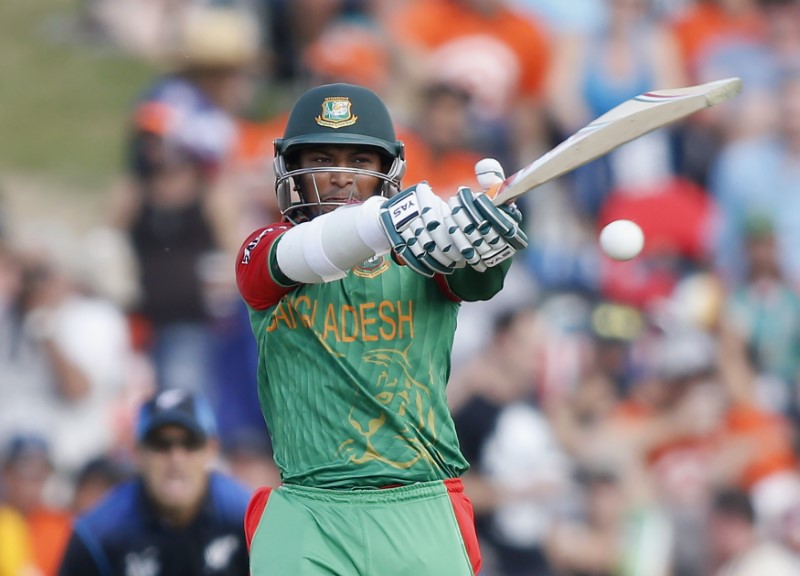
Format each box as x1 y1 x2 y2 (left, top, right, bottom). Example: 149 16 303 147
0 0 157 192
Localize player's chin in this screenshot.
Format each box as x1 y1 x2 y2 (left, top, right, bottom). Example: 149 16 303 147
320 198 368 212
315 204 341 216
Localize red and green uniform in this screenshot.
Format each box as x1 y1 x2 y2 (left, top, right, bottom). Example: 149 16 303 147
236 222 511 575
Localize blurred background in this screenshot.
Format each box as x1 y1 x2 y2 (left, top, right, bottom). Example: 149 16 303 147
2 0 800 574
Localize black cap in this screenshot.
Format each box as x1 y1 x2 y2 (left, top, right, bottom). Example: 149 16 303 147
136 388 217 443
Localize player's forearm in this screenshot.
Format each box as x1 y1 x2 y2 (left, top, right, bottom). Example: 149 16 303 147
272 188 518 288
274 196 391 284
444 259 512 301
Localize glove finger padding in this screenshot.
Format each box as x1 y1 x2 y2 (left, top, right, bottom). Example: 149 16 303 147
380 182 465 277
473 194 528 250
447 197 488 272
415 192 464 269
451 187 526 270
450 196 500 258
400 219 457 275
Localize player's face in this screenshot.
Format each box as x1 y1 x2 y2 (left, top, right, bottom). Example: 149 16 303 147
295 145 384 216
137 425 216 521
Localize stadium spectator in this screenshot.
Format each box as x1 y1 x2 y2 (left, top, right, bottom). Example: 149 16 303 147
546 464 670 576
718 214 800 419
708 487 800 575
547 0 685 217
110 5 259 401
0 237 132 475
401 81 485 199
279 0 380 80
670 0 768 83
1 434 72 576
58 388 251 576
672 0 794 184
69 455 133 516
300 19 393 95
452 305 571 576
761 0 800 72
512 0 606 36
601 325 799 573
385 0 552 170
711 72 800 286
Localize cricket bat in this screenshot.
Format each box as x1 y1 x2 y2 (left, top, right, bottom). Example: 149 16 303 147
489 77 742 206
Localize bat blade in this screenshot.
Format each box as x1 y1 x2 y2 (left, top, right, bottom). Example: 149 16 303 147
491 77 742 206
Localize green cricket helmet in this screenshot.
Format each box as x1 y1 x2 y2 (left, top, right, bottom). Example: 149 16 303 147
273 83 406 221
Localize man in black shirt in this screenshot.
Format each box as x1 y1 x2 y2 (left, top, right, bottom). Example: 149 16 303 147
58 388 251 575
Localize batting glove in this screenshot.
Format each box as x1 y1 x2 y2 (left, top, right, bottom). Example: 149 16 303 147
378 182 466 277
448 187 528 271
443 158 527 271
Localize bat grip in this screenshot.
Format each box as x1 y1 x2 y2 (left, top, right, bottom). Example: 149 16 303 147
486 182 505 204
489 182 516 206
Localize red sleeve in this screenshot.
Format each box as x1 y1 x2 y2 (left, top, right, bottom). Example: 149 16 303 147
433 274 462 302
236 223 295 310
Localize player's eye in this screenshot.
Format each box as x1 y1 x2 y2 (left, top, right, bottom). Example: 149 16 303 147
352 155 376 167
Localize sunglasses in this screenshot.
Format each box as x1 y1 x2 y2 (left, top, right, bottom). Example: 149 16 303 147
143 434 206 453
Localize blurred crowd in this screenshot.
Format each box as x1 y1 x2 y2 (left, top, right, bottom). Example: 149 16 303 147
2 0 800 574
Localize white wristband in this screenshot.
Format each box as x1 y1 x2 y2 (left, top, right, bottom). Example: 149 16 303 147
356 195 392 256
304 215 347 283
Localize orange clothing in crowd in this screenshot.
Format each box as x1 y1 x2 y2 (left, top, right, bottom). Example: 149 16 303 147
670 3 768 77
388 0 550 118
28 507 72 576
723 403 798 490
615 399 798 493
231 113 289 225
301 23 391 93
236 116 285 164
399 129 482 199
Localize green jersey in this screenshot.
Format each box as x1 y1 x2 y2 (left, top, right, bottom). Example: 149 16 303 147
237 224 510 488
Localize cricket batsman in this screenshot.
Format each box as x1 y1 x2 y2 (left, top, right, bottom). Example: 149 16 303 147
236 83 527 575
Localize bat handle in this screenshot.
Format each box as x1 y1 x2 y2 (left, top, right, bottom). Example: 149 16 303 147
486 182 503 202
488 182 515 206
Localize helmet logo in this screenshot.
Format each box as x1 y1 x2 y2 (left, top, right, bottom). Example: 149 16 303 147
315 97 358 128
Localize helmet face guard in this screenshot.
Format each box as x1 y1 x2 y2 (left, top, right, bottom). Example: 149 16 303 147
273 152 404 222
273 83 406 222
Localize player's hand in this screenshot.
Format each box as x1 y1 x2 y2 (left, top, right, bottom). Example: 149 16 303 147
448 187 528 272
440 158 528 272
378 182 466 277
